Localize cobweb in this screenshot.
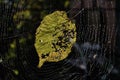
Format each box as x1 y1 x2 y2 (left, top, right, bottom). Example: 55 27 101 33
0 0 117 80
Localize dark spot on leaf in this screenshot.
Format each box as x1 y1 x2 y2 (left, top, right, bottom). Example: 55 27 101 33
41 53 49 58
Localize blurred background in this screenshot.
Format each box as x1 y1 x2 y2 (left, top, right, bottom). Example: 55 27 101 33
0 0 120 80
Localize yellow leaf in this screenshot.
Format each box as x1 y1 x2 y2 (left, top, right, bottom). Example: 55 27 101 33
34 11 76 68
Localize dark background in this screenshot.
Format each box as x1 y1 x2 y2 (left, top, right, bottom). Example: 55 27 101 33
0 0 120 80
